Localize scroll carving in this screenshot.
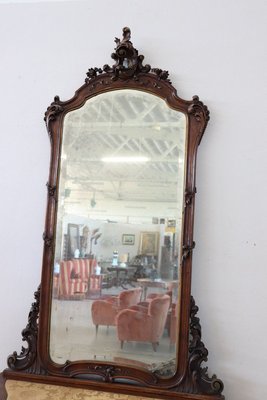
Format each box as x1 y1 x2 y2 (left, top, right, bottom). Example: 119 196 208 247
176 297 224 395
188 96 210 142
44 95 63 139
63 362 158 385
7 286 46 375
185 188 197 207
151 68 171 84
63 362 122 383
42 232 53 247
188 96 210 122
85 27 171 84
182 242 195 261
46 182 57 199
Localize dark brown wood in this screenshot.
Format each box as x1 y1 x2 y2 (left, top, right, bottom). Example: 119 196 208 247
1 27 224 400
2 370 223 400
0 373 7 400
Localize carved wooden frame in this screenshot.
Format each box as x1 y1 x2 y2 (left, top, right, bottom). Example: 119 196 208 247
1 27 224 400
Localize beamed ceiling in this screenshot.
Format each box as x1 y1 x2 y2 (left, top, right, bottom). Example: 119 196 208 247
59 89 186 217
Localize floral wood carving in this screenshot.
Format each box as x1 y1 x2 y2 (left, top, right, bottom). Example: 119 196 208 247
188 96 210 142
176 296 224 395
44 95 63 139
85 27 171 83
182 242 195 261
90 365 122 383
42 232 53 247
63 362 158 385
62 363 122 383
7 286 47 375
46 182 57 199
185 188 197 207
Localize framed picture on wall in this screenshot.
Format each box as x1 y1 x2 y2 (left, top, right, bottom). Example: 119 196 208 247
122 234 135 245
139 232 159 256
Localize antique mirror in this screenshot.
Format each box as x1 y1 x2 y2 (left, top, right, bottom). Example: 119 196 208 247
1 28 224 400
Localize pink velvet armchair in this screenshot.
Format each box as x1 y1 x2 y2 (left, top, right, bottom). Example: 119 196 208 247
116 294 170 351
91 288 142 334
137 290 172 307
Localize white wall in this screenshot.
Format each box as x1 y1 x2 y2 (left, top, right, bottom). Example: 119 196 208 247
0 1 266 399
61 217 162 260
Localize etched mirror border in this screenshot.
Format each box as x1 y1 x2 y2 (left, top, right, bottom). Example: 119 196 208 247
3 28 224 400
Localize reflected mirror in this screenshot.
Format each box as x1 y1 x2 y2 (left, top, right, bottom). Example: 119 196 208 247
50 89 187 376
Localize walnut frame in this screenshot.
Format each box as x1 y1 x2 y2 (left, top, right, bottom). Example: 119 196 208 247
1 27 224 400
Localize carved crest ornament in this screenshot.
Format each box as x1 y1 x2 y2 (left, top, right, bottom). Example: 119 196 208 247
1 28 224 400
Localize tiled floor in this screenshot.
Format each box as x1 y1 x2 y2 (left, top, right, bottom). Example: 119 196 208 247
50 286 177 375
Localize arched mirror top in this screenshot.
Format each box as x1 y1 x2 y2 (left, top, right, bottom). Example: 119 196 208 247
44 27 209 136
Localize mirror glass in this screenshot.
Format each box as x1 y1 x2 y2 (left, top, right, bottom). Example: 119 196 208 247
49 89 187 376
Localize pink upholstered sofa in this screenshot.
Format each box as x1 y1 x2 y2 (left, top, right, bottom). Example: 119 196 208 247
91 288 142 333
58 258 97 300
116 294 170 351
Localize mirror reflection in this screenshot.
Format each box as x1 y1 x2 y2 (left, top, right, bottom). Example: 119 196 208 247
50 89 187 376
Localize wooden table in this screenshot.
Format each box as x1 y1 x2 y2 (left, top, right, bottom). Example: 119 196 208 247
107 266 136 289
137 278 178 300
